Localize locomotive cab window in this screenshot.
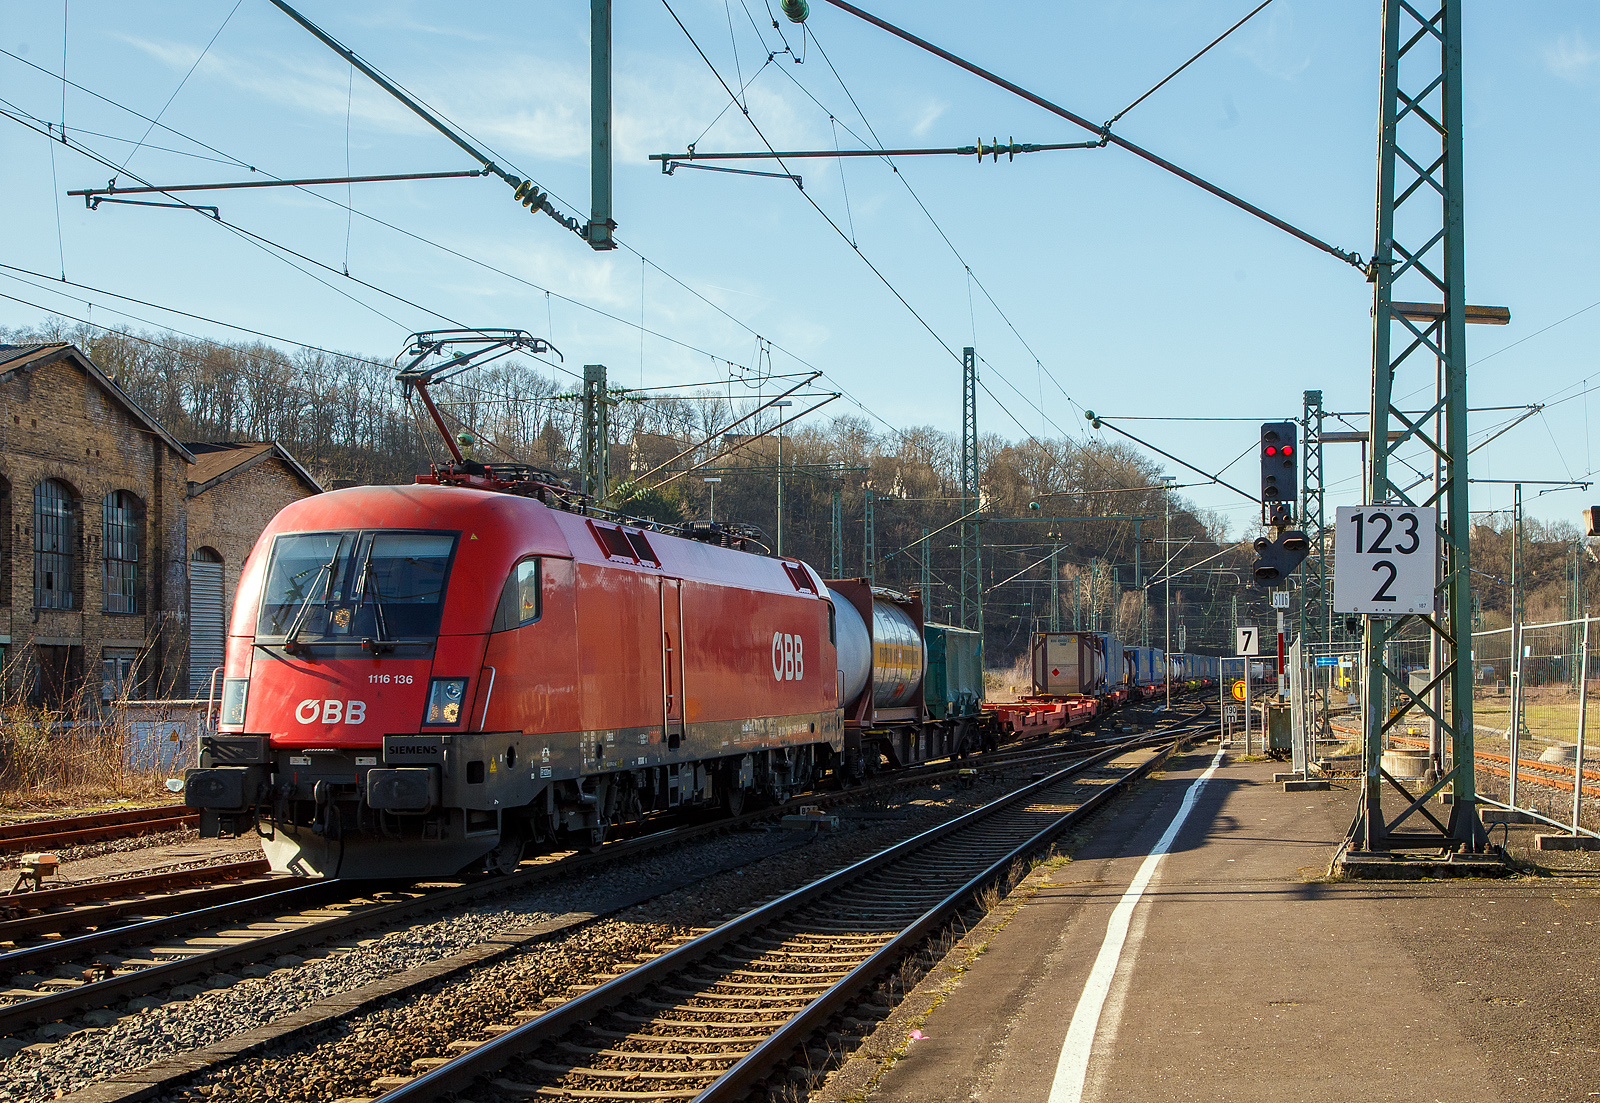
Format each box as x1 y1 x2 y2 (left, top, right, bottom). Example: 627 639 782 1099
492 558 542 632
256 530 459 642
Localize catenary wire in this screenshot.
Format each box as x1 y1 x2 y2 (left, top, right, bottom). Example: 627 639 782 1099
1103 0 1277 128
2 37 920 444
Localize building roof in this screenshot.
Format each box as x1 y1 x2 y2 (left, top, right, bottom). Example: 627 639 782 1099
0 343 198 463
183 440 323 498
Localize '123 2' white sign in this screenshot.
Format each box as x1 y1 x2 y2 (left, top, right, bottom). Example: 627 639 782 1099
1333 505 1437 615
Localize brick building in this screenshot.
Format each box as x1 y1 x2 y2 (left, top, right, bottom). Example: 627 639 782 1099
0 343 322 705
183 442 322 693
0 343 194 704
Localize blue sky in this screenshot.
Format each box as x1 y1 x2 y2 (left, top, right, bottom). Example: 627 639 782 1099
1 1 1595 536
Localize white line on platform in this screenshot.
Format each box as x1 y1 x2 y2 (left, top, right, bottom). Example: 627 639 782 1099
1046 745 1226 1103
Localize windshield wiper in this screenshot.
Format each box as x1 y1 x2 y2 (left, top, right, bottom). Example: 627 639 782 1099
355 537 394 654
284 539 344 654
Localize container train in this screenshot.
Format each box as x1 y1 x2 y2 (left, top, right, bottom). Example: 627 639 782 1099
181 455 1219 879
182 459 1006 878
1029 631 1219 700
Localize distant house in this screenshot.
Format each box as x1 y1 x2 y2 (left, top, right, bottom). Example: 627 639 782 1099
0 342 322 705
630 432 689 477
183 442 322 694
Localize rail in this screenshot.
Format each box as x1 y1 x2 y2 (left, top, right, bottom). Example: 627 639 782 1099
375 725 1210 1102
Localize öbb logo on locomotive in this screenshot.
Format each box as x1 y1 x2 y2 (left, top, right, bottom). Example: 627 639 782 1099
771 631 804 681
294 699 368 725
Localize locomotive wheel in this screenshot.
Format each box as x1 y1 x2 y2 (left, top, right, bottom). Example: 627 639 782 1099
484 832 527 875
724 787 746 818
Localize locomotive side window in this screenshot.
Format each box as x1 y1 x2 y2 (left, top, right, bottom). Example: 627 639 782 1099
782 562 816 593
588 521 661 566
491 558 542 632
626 531 658 563
257 530 459 642
590 523 636 560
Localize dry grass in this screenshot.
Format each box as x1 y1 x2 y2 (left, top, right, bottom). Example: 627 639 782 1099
984 654 1033 703
0 681 179 813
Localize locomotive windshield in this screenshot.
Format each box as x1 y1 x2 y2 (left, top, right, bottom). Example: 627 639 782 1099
257 530 458 642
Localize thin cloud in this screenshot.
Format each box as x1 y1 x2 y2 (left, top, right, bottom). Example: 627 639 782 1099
115 32 825 169
1545 32 1598 84
909 98 948 138
1229 7 1312 82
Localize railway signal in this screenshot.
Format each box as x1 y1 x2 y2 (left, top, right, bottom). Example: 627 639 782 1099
1252 527 1311 583
1259 421 1297 525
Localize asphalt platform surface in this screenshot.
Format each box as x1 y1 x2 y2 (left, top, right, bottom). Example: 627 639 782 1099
851 746 1600 1103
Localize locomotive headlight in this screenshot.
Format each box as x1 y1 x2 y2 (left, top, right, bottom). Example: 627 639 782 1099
424 678 469 726
220 679 249 728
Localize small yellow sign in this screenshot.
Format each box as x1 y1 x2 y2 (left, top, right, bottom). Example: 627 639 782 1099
1231 680 1248 702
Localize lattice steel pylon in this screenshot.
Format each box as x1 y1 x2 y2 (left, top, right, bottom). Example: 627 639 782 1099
580 364 611 501
864 487 876 586
1353 0 1486 852
921 527 933 616
1300 390 1330 648
959 347 983 649
830 488 843 578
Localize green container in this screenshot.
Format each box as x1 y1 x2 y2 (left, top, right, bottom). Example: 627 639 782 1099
924 622 982 720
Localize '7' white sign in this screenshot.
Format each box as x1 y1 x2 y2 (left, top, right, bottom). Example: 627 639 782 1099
1333 505 1437 615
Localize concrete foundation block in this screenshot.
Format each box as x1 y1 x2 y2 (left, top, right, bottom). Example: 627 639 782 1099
1283 779 1330 792
1480 809 1539 825
1536 833 1600 851
1336 851 1515 879
1273 771 1305 782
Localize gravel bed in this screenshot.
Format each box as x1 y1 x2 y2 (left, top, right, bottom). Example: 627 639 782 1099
0 827 201 871
0 767 1040 1103
165 771 1036 1101
162 773 1033 1103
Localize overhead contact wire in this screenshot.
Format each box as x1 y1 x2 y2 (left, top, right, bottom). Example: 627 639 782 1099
817 0 1367 271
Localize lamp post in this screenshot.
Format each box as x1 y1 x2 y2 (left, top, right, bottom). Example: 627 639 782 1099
774 400 793 555
1160 475 1177 711
704 477 721 522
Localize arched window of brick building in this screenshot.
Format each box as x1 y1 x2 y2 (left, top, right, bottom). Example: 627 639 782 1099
102 490 143 614
33 479 77 610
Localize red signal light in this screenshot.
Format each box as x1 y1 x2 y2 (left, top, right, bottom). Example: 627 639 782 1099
1264 445 1278 456
1282 444 1294 456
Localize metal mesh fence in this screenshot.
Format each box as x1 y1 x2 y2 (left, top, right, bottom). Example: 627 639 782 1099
1276 620 1600 839
1470 618 1599 836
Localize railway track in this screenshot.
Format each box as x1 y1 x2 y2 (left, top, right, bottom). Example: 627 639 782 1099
1361 732 1600 799
356 724 1210 1103
0 735 1112 1037
0 859 285 942
1426 740 1599 798
0 805 197 856
0 701 1207 1056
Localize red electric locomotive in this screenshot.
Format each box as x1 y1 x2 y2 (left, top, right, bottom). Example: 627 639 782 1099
183 475 842 878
